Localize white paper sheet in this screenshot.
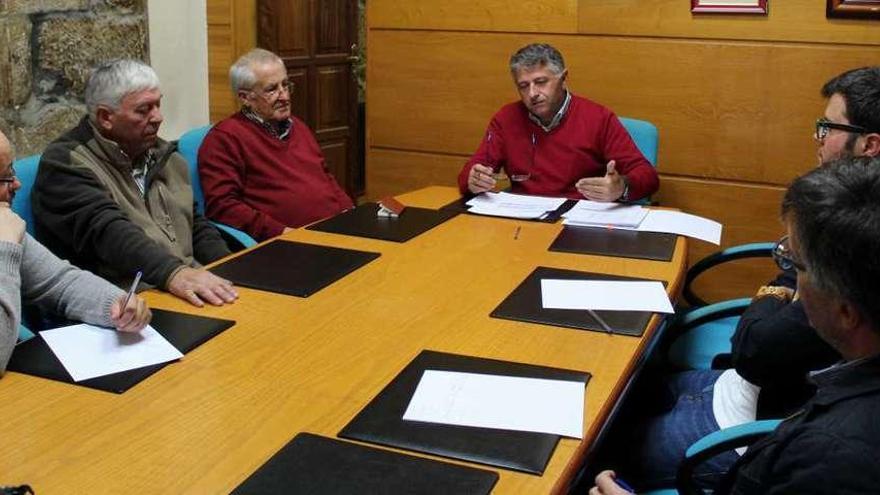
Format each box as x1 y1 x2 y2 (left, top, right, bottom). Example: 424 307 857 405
403 370 585 438
465 191 567 219
636 210 722 245
540 279 675 314
562 201 648 228
40 324 183 382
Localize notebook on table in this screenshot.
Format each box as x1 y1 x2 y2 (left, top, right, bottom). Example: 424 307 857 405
7 309 235 393
549 225 676 261
307 202 458 242
339 350 591 475
231 432 499 495
210 239 380 297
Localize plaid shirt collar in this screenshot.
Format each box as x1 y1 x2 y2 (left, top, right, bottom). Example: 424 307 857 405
528 90 571 133
241 107 292 140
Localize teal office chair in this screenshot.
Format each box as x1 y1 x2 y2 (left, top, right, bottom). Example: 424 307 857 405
667 242 776 370
643 419 782 495
10 154 42 341
619 117 658 167
177 125 257 250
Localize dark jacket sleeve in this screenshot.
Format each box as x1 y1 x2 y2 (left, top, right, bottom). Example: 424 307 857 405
191 205 231 265
33 150 186 288
730 296 839 388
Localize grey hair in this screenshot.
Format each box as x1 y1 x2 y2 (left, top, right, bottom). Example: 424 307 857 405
229 48 284 93
85 59 160 119
509 43 566 76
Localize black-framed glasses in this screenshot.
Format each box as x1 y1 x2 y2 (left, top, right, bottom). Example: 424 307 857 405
815 117 873 141
0 166 16 185
772 235 806 272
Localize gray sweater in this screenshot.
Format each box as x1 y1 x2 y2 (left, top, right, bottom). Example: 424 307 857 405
0 234 123 373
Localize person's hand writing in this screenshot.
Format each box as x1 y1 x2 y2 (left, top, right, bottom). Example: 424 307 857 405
576 160 626 202
0 202 25 244
109 293 151 333
168 267 238 307
589 470 634 495
468 163 497 194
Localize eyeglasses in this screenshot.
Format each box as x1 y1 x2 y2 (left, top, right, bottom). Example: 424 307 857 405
251 80 292 100
815 117 874 141
0 167 16 185
772 235 806 272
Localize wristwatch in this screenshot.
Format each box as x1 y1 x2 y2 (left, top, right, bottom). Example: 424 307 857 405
755 285 792 301
618 175 630 202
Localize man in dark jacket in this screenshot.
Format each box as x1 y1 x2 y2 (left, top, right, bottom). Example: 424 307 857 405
592 156 880 494
32 59 238 308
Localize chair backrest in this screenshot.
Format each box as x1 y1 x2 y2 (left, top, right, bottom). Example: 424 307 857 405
177 125 213 215
619 117 659 167
11 154 41 238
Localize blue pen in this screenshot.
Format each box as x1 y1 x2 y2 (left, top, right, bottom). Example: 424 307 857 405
614 477 636 494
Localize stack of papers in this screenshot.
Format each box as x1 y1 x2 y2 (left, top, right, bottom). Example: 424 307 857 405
403 370 586 438
466 191 567 220
40 324 183 382
540 279 675 314
562 200 648 228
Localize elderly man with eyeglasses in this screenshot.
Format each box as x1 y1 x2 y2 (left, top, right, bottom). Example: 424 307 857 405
197 48 353 242
0 129 151 374
32 59 238 308
594 67 880 491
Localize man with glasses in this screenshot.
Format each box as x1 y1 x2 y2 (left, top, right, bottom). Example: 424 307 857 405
198 48 352 241
601 67 880 490
458 43 659 202
0 129 151 375
32 59 238 308
593 157 880 494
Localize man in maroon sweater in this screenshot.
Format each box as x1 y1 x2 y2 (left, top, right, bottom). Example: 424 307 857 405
458 43 659 202
199 49 353 241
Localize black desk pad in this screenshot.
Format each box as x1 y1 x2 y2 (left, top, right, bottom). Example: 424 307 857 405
491 266 665 337
549 225 676 261
339 350 591 475
306 202 458 242
7 309 235 394
440 197 576 223
210 239 380 297
231 432 499 495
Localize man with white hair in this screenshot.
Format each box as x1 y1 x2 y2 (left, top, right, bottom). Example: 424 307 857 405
32 59 238 308
198 48 352 241
0 128 151 374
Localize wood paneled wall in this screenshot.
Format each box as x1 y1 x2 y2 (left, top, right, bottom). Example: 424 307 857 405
207 0 257 122
366 0 880 302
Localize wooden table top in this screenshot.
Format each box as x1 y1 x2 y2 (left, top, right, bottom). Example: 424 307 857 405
0 186 687 494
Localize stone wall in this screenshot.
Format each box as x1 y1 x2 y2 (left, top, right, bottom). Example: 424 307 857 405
0 0 148 156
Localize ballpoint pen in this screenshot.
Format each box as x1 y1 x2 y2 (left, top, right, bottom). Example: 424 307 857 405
121 270 143 310
614 477 636 493
587 309 614 334
514 226 521 240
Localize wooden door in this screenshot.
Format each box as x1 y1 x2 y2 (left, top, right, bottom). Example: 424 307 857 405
257 0 360 198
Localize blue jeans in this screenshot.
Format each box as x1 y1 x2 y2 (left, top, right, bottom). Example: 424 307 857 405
622 369 739 490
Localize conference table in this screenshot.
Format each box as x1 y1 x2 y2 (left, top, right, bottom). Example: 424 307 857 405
0 186 687 494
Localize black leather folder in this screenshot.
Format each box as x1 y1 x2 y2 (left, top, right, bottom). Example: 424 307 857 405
491 266 665 336
210 239 380 297
440 197 576 223
231 432 499 495
6 309 235 394
306 202 458 242
549 225 676 261
339 350 590 475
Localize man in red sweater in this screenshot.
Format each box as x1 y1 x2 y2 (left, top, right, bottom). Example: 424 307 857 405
458 43 659 202
199 48 353 241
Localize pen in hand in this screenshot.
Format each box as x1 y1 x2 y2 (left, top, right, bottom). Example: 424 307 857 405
587 309 614 334
122 270 143 310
